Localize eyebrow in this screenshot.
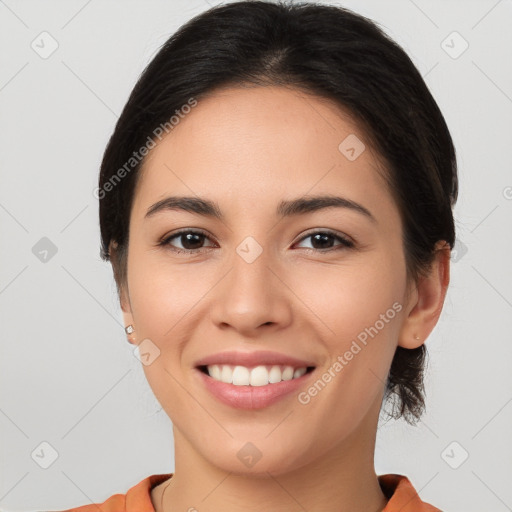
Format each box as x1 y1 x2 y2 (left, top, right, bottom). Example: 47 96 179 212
145 195 376 223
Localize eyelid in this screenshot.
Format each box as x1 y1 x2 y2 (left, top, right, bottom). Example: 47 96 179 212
294 228 354 248
161 227 213 241
160 228 218 248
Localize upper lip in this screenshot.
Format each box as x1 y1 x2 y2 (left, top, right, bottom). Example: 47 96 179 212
194 350 316 369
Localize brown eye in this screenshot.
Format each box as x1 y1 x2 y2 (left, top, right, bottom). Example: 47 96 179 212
161 229 216 254
294 230 354 251
160 228 354 255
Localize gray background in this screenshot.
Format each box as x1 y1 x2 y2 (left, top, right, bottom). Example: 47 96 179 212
0 0 511 510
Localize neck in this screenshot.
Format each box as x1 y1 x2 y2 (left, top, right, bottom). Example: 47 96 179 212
155 401 388 512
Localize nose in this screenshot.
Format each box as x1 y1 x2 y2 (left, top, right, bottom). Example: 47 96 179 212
209 243 293 337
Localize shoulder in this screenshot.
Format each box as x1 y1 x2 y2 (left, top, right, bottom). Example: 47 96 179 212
378 474 442 511
54 473 173 512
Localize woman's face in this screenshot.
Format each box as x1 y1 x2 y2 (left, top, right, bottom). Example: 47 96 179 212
120 85 418 474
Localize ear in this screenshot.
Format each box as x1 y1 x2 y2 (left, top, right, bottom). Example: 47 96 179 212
109 240 136 345
119 286 135 342
398 240 451 349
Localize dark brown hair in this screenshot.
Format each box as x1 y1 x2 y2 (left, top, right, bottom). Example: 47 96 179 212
97 0 458 424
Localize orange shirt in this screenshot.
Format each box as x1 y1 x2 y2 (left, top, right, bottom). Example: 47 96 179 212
60 473 441 511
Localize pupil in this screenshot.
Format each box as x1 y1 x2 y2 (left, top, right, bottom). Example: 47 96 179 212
182 233 203 250
312 233 333 249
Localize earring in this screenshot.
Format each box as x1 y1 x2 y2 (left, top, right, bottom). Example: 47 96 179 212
414 334 420 340
125 325 134 335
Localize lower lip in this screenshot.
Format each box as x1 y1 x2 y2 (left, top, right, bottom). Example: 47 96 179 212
195 368 315 409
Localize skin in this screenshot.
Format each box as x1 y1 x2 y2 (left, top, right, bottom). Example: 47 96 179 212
111 85 450 512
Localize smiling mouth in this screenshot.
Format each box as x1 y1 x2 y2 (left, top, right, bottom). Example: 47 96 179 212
197 364 316 386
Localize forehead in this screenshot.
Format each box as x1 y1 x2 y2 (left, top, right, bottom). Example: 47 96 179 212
132 85 395 221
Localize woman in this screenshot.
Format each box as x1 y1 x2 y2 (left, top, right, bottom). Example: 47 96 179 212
65 1 457 510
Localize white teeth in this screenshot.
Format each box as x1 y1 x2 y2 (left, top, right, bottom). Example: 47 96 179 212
220 365 233 384
205 364 310 386
268 365 282 384
209 364 221 381
293 367 307 378
250 365 268 387
232 365 250 385
282 366 294 381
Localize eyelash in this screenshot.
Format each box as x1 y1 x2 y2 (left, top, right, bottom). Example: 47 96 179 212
159 228 355 255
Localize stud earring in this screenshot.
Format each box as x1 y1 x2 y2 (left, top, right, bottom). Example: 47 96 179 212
414 334 420 340
125 325 134 335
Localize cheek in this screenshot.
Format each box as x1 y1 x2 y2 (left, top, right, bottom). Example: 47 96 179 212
289 255 405 396
127 254 216 414
290 254 404 340
291 266 402 433
128 251 213 335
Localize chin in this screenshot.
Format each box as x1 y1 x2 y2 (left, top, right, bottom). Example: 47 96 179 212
201 438 310 477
